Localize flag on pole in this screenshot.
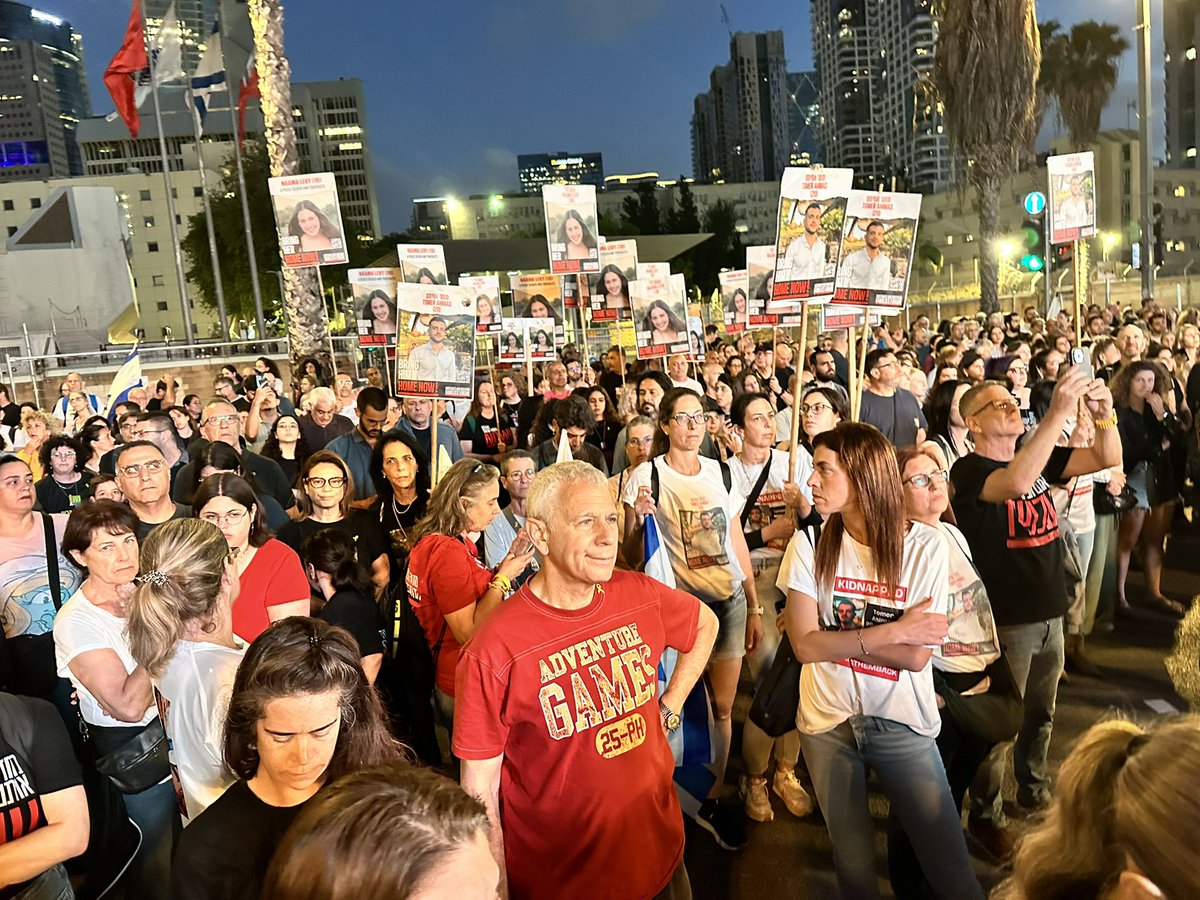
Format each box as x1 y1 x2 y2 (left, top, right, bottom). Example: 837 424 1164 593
103 0 148 138
189 20 226 131
103 347 143 419
134 0 184 109
236 48 259 148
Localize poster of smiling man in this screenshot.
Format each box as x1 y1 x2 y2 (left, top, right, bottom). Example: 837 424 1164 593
771 166 852 305
268 173 348 267
393 283 476 400
543 184 601 275
831 190 922 312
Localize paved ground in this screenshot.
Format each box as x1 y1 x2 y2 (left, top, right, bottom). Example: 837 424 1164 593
683 513 1199 899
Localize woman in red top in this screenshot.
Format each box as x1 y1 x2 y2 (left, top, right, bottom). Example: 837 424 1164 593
193 473 309 642
406 459 535 735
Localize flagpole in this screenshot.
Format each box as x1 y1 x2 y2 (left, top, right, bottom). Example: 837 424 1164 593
230 122 266 340
187 86 229 340
140 0 194 344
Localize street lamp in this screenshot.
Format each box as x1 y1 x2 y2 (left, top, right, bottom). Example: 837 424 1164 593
1101 232 1118 262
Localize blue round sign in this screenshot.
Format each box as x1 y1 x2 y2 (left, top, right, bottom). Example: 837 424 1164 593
1024 191 1046 216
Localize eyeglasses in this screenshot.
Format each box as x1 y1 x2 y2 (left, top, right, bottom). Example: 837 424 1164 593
799 402 833 416
905 470 949 488
627 436 654 447
201 508 249 526
669 412 707 427
874 360 898 371
505 467 536 480
1008 365 1029 374
119 459 166 478
970 397 1020 416
203 414 238 426
50 448 76 459
304 476 346 489
129 428 166 439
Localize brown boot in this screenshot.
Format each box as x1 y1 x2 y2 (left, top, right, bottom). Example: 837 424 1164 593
1065 633 1103 679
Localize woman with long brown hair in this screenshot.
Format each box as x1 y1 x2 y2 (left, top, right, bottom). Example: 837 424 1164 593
780 422 982 900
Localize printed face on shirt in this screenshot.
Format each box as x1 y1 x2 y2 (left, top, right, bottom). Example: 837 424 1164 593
254 691 341 795
679 507 728 569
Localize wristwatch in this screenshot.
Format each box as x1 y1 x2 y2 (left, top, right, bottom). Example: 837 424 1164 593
659 700 681 733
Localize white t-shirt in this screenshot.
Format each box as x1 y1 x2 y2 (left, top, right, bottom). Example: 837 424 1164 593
934 523 1001 674
54 589 155 728
727 449 814 611
779 521 949 737
0 514 81 638
1053 473 1096 537
669 376 704 394
623 457 746 600
155 639 243 824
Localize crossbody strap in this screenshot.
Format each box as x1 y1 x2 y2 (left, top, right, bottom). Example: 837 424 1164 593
42 513 62 611
740 458 774 528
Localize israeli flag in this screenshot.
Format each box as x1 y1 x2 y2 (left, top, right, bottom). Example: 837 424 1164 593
189 20 226 131
103 347 142 419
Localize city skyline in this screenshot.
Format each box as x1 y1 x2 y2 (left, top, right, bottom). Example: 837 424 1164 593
28 0 1167 233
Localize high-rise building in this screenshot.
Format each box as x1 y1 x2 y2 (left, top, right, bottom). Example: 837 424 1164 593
1165 1 1200 167
0 1 91 179
77 78 381 243
691 31 790 183
811 0 951 192
787 71 822 166
516 152 604 193
143 0 209 77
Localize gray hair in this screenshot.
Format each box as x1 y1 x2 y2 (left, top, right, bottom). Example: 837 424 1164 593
308 386 337 407
527 461 608 524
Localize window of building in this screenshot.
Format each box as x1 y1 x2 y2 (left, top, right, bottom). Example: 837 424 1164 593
156 301 168 311
144 216 155 227
29 198 39 209
148 241 159 252
152 274 164 286
6 226 15 236
193 186 202 197
140 189 151 201
1 199 11 211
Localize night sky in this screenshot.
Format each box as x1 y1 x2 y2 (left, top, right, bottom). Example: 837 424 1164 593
38 0 1165 233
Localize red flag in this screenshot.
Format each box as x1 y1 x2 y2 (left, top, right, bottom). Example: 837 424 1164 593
237 49 260 149
104 0 148 138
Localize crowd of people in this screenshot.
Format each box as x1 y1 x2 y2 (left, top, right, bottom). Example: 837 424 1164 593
0 296 1198 900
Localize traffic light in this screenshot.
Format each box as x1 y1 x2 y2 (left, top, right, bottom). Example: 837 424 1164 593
1152 202 1164 266
1051 243 1073 271
1018 215 1045 272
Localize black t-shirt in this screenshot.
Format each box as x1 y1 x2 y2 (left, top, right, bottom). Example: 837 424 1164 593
277 510 388 571
135 502 191 541
0 693 82 899
0 403 20 431
34 475 91 514
173 448 295 510
318 590 386 658
858 388 928 446
370 494 427 579
457 411 515 457
949 446 1072 626
172 780 313 900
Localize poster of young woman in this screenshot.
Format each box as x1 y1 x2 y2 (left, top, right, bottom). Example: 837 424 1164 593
771 167 853 306
542 184 601 275
745 245 779 326
831 190 922 311
393 283 476 400
525 317 557 362
459 275 502 334
631 263 688 360
588 239 638 322
686 316 705 361
268 172 348 268
498 319 527 363
720 270 750 333
397 244 449 285
511 273 565 341
349 268 400 348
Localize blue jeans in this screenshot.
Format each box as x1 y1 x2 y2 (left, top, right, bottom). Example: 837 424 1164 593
12 863 72 900
800 717 983 900
969 617 1064 824
122 778 180 899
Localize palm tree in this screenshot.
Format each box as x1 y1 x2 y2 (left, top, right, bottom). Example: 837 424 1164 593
247 0 332 377
935 0 1042 314
1035 20 1067 139
1052 22 1130 147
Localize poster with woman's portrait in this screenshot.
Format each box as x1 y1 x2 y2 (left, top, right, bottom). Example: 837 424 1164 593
397 244 449 285
268 172 348 268
460 275 502 334
686 316 705 361
831 190 922 312
393 283 476 400
631 263 688 360
350 267 400 348
511 273 565 342
542 184 600 275
525 316 556 362
745 245 779 326
498 319 527 363
588 239 638 323
719 270 749 334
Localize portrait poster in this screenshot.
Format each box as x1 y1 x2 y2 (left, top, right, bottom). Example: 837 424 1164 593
460 275 502 334
542 184 601 275
686 316 705 361
719 270 749 333
745 245 779 326
498 318 527 363
397 244 449 285
511 273 565 341
831 190 922 311
771 166 852 306
349 267 400 348
393 283 476 400
631 263 688 360
267 172 348 268
588 239 638 322
819 306 882 331
1047 151 1097 246
561 275 580 310
525 316 557 362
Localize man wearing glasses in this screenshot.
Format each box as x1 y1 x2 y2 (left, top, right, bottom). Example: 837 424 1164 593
859 348 926 446
482 450 539 590
950 369 1119 858
131 411 187 490
114 442 190 540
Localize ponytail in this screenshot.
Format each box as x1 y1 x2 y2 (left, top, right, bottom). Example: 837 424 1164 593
300 529 373 598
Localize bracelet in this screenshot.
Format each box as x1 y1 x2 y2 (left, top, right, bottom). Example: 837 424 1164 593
747 605 764 616
856 630 870 657
490 573 512 593
1093 412 1118 430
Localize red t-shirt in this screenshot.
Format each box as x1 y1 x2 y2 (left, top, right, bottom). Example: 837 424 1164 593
406 534 492 695
232 538 310 642
453 570 700 900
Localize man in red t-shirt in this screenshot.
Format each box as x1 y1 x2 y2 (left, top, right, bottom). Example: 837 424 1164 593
456 462 717 900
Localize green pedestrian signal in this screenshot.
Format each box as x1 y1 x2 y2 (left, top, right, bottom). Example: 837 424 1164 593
1018 215 1045 272
1020 253 1045 272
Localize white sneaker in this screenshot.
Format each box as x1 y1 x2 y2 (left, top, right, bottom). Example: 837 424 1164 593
739 775 774 822
773 770 814 817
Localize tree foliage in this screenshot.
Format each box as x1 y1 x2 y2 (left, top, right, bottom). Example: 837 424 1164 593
620 183 662 235
1043 21 1129 147
665 177 701 234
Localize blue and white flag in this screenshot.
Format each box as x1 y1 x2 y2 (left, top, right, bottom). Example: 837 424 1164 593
643 513 676 589
103 347 142 418
189 20 226 131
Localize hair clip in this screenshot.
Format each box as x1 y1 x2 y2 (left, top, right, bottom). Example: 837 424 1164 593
309 635 322 645
138 570 169 587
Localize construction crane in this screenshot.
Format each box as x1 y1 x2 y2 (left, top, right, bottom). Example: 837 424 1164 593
720 3 732 39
